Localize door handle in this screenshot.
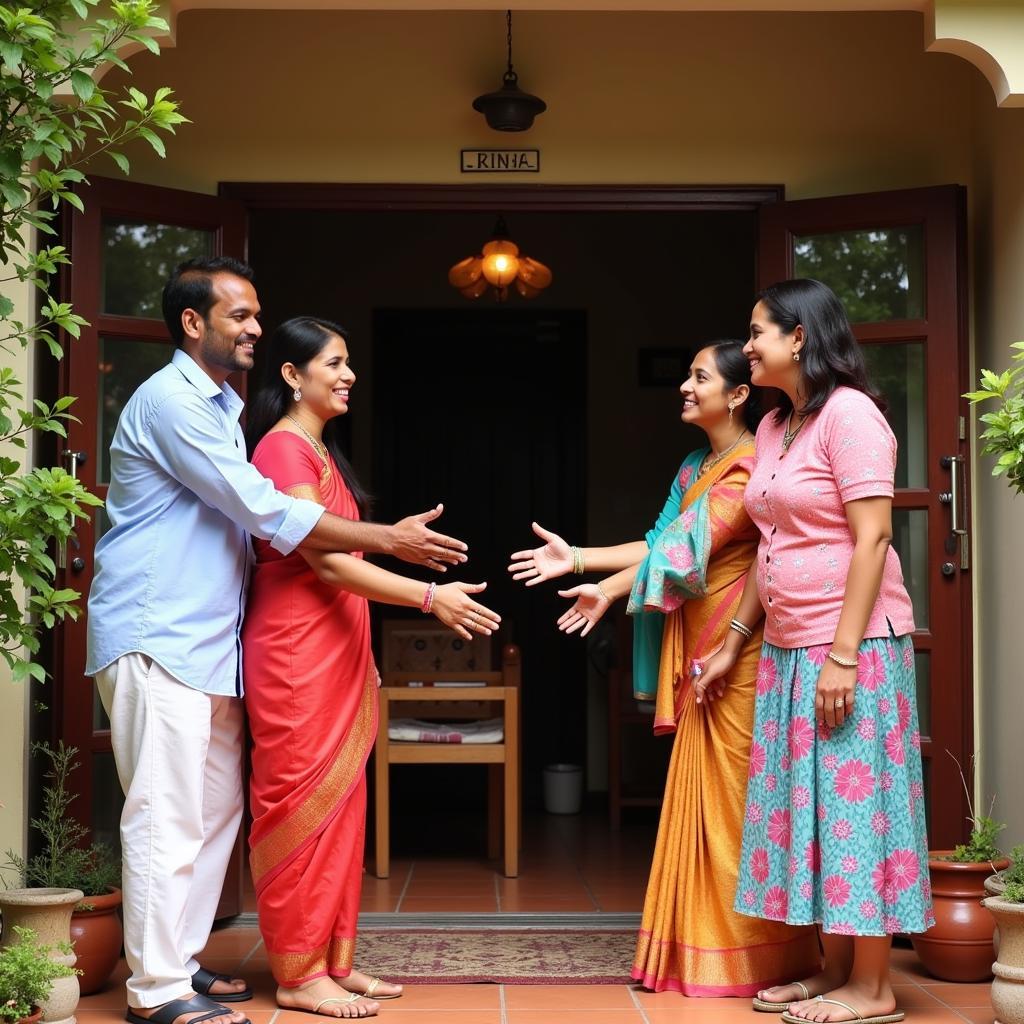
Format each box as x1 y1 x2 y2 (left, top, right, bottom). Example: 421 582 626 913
57 450 88 571
939 454 969 571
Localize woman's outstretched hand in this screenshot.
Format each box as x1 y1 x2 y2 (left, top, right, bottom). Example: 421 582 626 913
508 522 573 585
432 581 502 641
692 647 736 705
556 584 610 637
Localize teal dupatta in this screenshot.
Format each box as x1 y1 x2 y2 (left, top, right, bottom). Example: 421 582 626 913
627 448 715 701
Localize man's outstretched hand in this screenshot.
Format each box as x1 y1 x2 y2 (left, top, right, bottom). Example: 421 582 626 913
390 504 469 571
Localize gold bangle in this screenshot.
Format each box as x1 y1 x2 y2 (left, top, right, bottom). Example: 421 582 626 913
597 582 610 603
827 650 858 669
571 546 585 574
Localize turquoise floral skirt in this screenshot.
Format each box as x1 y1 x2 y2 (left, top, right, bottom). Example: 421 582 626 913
734 633 934 936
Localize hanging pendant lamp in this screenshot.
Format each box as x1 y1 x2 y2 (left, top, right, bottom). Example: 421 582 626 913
472 10 547 132
448 216 553 302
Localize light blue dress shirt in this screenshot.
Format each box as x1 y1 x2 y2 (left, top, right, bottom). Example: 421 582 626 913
86 349 325 696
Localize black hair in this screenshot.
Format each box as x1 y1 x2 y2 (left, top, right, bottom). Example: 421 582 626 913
162 256 255 345
245 316 371 519
756 278 886 421
706 338 764 433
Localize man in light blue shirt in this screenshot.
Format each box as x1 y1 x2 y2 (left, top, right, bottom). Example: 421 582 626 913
88 257 466 1024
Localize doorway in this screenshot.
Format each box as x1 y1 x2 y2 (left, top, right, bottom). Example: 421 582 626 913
50 180 972 918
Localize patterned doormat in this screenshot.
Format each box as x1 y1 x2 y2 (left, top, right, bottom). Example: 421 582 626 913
356 929 636 984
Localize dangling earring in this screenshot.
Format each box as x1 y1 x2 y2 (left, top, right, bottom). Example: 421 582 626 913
793 351 800 363
293 388 302 402
728 403 735 422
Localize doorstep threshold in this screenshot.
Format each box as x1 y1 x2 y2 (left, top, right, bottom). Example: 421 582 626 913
228 912 641 930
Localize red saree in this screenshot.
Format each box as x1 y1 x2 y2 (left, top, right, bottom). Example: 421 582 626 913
242 431 378 987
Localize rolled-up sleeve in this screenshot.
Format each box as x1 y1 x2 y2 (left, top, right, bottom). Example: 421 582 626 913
145 392 324 552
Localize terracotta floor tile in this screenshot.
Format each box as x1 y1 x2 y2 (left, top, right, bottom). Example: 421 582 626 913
893 985 950 1008
381 984 501 1009
900 1011 975 1024
504 984 637 1009
634 991 759 1008
506 1011 644 1023
925 985 994 1008
953 1009 995 1024
374 1012 502 1024
644 1009 785 1024
397 896 499 912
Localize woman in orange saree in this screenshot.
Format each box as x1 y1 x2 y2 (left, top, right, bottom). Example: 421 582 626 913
509 340 820 996
243 317 501 1019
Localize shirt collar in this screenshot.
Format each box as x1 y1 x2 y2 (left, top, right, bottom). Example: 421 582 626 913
171 348 244 421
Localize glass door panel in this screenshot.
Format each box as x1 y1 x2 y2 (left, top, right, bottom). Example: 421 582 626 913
862 343 927 489
793 225 925 321
102 221 214 317
98 337 176 484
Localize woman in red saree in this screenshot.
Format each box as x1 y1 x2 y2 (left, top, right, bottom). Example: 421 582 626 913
242 317 500 1019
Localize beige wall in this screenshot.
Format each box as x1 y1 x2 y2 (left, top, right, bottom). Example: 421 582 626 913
105 10 977 197
970 75 1024 848
65 7 1022 829
0 274 35 861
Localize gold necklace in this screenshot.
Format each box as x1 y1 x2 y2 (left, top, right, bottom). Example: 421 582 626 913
286 415 330 475
781 409 808 453
697 429 749 479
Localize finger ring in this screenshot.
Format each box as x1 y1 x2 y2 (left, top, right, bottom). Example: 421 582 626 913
691 664 703 677
834 698 845 707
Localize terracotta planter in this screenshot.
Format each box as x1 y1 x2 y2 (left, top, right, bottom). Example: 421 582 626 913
0 888 83 1024
70 888 122 996
983 896 1024 1024
16 1009 44 1024
910 851 1010 982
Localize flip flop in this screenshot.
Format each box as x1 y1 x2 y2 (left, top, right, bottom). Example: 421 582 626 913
754 981 810 1012
362 978 402 1001
782 997 905 1024
192 967 253 1003
126 994 251 1024
309 994 378 1018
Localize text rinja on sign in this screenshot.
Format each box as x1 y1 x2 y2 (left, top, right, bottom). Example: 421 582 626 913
461 149 540 173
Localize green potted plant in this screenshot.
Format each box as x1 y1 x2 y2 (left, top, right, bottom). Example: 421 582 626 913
983 846 1024 1024
3 744 120 996
965 340 1024 494
910 754 1009 982
0 926 77 1024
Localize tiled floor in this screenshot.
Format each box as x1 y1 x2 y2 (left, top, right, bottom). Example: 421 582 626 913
79 937 995 1024
243 813 660 915
83 815 994 1023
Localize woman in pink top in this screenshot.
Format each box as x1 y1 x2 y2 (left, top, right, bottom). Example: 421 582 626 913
699 280 931 1024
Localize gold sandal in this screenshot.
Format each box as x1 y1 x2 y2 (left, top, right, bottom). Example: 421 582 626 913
362 978 402 1001
782 997 905 1024
309 994 378 1018
753 981 810 1012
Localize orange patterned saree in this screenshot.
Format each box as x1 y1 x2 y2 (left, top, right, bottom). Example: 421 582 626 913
628 443 820 995
242 432 379 987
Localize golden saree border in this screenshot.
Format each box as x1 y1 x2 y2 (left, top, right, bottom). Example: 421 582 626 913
328 936 357 976
251 662 378 888
632 928 819 996
267 936 357 986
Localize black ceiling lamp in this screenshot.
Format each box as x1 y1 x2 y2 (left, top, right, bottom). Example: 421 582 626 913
472 10 547 132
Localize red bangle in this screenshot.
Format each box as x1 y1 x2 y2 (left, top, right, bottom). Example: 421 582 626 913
421 582 437 614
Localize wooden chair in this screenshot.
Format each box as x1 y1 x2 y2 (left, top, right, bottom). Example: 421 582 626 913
374 620 521 878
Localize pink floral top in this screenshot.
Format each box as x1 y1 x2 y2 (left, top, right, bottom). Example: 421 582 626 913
745 386 916 648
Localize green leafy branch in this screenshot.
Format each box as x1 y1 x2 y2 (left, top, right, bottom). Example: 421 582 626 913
965 341 1024 495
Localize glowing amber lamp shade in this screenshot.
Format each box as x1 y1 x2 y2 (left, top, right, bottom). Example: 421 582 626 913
480 239 520 287
449 220 552 301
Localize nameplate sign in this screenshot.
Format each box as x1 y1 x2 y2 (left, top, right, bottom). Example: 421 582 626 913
461 148 540 173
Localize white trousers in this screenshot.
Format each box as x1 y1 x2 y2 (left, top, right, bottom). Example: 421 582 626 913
96 653 244 1009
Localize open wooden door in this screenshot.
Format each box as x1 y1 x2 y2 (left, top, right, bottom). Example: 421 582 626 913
55 176 247 915
759 185 972 849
